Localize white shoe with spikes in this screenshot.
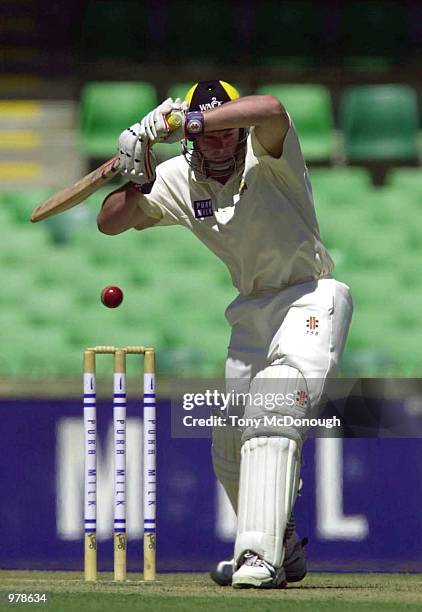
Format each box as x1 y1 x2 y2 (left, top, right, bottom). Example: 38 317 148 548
232 551 287 589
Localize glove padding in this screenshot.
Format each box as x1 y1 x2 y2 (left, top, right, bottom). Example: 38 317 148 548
118 124 156 186
140 97 187 143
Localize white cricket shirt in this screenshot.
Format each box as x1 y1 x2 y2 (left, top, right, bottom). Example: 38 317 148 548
143 120 334 296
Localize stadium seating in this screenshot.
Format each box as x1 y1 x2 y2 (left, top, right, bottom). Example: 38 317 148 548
339 85 420 161
2 116 422 377
0 165 421 377
310 168 372 205
386 168 422 197
256 84 335 161
167 84 191 101
153 141 182 163
1 189 55 224
79 81 157 158
5 0 422 385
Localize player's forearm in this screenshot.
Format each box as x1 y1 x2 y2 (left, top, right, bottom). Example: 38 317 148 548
97 184 156 235
202 95 287 131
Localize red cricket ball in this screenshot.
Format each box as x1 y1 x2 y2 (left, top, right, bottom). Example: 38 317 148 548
101 285 124 308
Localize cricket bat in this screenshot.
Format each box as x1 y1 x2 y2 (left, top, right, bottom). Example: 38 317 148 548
30 111 183 223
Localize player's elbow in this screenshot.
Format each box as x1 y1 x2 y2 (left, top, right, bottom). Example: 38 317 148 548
262 95 287 121
97 214 125 235
97 217 116 235
97 195 121 235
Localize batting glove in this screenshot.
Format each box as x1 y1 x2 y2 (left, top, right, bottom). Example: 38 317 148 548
139 97 187 143
118 123 156 186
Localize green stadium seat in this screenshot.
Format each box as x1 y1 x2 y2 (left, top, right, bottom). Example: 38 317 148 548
0 189 54 224
157 346 207 377
395 252 422 291
256 84 335 161
349 308 397 350
156 304 228 376
45 206 98 245
340 348 396 377
0 268 38 308
26 288 79 328
30 248 90 288
365 187 419 225
41 186 111 244
66 308 159 347
0 206 17 229
71 225 139 263
79 81 157 158
0 226 51 266
386 169 422 197
343 269 399 307
1 325 71 377
167 83 191 102
154 141 182 163
156 276 233 322
310 168 372 205
340 85 420 161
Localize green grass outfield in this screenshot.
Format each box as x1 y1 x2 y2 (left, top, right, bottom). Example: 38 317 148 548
0 571 421 611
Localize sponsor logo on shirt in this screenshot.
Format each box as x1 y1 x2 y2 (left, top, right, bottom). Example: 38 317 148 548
199 97 223 111
193 199 214 219
295 390 309 408
306 315 319 335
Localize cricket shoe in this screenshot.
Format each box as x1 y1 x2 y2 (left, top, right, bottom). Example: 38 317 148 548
210 515 307 587
231 551 287 589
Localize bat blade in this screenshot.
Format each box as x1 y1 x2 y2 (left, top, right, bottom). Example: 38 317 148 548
30 155 121 222
30 110 183 223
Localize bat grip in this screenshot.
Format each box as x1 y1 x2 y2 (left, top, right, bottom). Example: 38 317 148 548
166 111 183 130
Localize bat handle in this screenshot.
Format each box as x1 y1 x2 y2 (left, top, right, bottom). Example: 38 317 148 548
166 110 183 131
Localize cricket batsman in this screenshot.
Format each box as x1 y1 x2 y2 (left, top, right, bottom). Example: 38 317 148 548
97 80 353 588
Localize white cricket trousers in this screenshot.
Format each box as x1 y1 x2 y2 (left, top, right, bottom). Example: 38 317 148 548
225 277 353 408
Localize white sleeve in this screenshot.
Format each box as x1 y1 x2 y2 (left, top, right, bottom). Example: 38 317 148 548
249 114 311 197
139 167 181 227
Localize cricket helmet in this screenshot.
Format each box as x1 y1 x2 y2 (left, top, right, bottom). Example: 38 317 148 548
182 80 248 178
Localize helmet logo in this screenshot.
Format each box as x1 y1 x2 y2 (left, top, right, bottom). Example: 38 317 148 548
199 97 223 111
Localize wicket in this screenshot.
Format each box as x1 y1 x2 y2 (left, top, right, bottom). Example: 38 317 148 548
83 345 156 582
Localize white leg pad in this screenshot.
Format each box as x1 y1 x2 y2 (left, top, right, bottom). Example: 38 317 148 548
234 436 300 568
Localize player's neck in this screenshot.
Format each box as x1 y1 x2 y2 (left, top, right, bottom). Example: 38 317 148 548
208 170 233 185
214 175 231 185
